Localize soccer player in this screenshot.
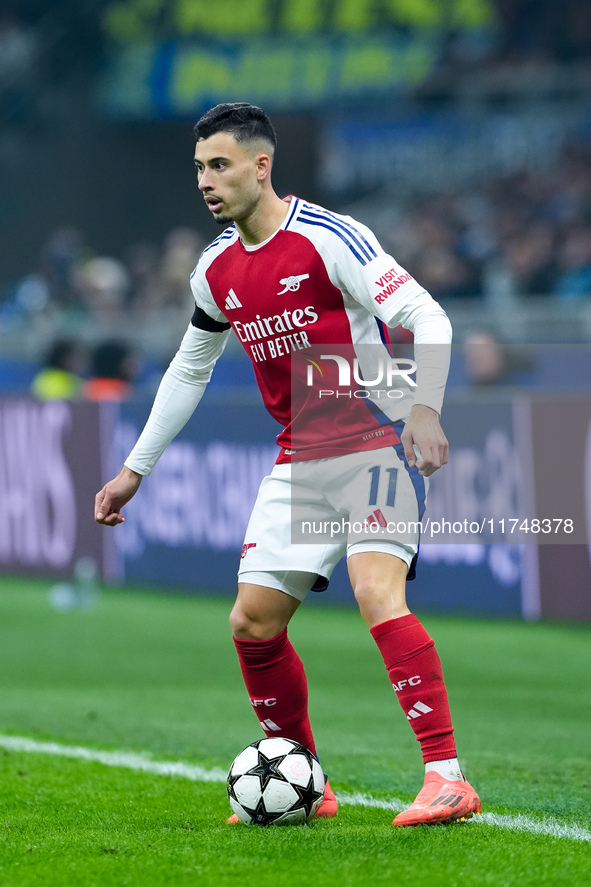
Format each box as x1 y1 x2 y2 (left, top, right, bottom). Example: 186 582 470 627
95 103 480 827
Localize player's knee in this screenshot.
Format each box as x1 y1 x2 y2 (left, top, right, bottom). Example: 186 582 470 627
353 579 409 626
229 602 278 640
229 602 252 638
352 577 381 612
352 572 391 603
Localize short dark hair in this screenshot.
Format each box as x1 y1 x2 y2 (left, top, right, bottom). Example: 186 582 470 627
193 103 277 152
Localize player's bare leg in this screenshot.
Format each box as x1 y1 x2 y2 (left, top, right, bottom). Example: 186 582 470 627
348 551 480 826
348 550 411 625
227 583 337 822
230 583 301 641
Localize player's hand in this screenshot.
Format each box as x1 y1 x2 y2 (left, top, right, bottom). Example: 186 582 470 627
95 466 143 526
401 404 449 477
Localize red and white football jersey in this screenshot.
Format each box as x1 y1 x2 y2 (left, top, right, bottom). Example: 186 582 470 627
190 197 450 461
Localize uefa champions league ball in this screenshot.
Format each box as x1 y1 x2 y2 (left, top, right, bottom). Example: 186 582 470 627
227 737 325 826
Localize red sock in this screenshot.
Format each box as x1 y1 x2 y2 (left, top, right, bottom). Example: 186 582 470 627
233 629 316 754
370 614 457 763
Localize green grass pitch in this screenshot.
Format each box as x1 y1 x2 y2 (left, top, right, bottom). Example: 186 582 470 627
1 576 590 886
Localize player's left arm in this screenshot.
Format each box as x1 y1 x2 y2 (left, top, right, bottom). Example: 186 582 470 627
332 219 452 476
399 403 449 477
388 289 452 476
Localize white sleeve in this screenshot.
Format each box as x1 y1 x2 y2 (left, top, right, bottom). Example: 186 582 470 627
124 322 230 475
326 215 428 322
328 218 452 415
394 289 452 416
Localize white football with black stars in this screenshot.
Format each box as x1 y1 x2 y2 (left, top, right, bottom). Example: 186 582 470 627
227 737 325 826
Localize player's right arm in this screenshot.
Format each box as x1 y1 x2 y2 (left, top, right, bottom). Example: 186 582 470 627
94 303 231 526
95 465 143 526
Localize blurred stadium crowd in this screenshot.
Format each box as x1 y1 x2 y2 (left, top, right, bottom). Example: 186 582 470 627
1 0 591 395
382 143 591 302
4 142 591 330
3 224 201 329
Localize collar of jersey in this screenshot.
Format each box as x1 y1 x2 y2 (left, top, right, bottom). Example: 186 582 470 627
240 197 299 253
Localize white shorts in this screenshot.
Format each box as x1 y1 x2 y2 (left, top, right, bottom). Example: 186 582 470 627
238 445 428 601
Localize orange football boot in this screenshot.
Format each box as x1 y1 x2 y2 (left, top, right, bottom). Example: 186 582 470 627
393 771 481 827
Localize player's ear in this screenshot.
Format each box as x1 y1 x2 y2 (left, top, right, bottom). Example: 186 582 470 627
255 152 272 182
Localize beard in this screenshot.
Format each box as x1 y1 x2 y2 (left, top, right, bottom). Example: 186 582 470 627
213 214 233 226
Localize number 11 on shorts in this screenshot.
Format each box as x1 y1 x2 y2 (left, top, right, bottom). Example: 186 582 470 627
368 466 398 508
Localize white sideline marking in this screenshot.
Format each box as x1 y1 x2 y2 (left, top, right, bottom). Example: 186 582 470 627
337 792 591 843
0 734 227 783
475 811 591 844
2 735 590 845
